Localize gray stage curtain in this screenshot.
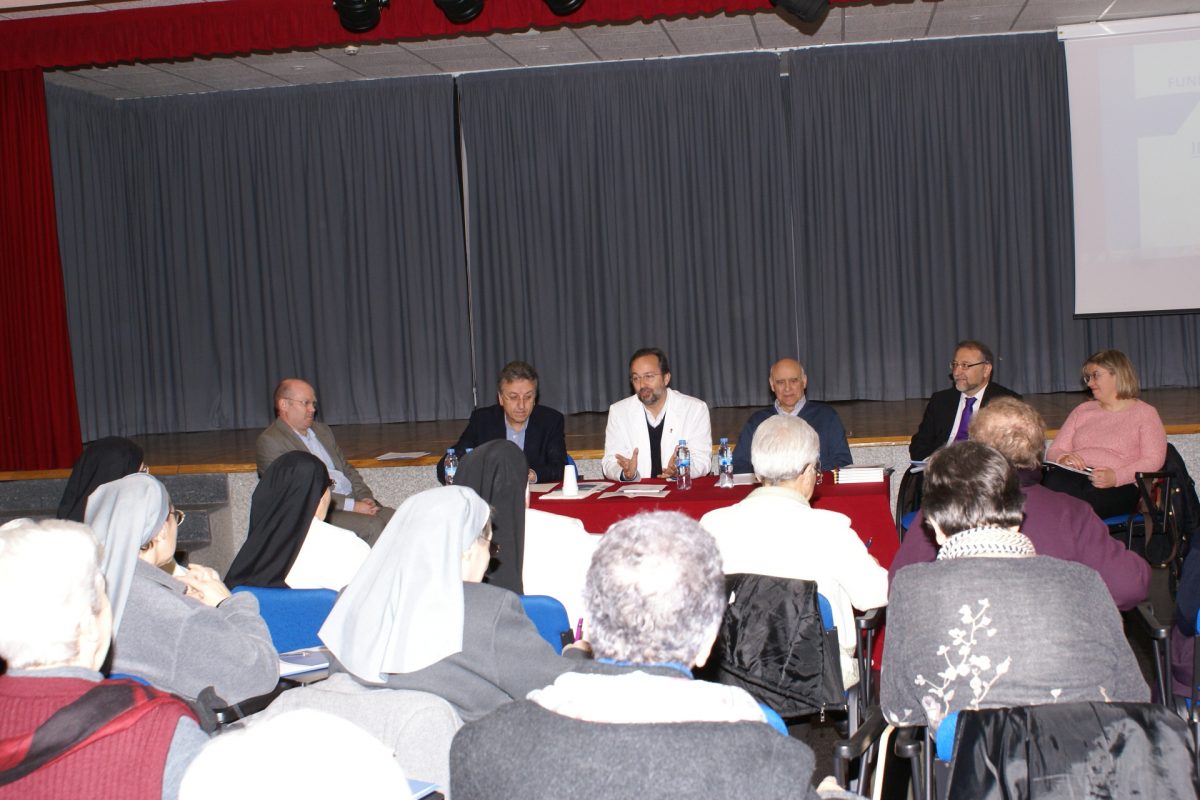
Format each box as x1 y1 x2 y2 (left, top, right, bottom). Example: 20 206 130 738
47 77 472 440
457 55 795 419
783 34 1199 400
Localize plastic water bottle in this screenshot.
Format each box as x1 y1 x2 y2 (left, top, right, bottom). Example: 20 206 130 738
674 440 692 491
717 437 735 488
443 448 459 485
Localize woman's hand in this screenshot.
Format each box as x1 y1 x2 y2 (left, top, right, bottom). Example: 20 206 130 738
176 565 232 607
1058 453 1087 471
1089 467 1117 489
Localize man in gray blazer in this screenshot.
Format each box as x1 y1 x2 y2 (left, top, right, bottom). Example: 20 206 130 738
256 378 391 544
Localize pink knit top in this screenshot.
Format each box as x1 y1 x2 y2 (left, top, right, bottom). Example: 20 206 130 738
1046 399 1167 486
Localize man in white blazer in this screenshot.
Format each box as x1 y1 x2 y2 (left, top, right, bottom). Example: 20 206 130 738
601 348 712 482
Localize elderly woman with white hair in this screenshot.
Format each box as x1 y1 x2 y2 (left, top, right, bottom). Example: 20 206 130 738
84 473 279 706
0 518 208 800
450 510 822 799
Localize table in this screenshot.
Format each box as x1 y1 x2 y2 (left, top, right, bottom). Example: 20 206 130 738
529 473 897 568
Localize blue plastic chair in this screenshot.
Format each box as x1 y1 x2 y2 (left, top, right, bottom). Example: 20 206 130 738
519 594 572 654
231 586 337 653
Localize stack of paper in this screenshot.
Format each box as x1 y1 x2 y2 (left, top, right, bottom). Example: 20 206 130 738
833 465 887 483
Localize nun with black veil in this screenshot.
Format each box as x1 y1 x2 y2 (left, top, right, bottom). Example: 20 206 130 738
319 485 575 722
56 436 145 522
225 451 369 591
455 440 528 594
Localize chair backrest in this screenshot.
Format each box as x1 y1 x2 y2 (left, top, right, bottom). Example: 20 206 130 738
518 594 572 654
944 701 1197 799
257 673 463 790
703 573 844 719
231 586 337 653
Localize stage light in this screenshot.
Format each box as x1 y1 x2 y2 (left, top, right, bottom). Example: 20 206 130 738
543 0 585 16
333 0 389 33
770 0 828 23
434 0 484 24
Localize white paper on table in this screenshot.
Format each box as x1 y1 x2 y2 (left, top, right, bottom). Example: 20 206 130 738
540 485 606 500
600 487 670 499
375 451 430 461
533 481 612 496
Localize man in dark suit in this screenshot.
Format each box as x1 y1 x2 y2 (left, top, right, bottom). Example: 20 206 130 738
438 361 567 485
909 340 1021 461
257 378 392 544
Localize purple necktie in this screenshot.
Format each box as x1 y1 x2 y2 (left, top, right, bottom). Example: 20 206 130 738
954 397 976 442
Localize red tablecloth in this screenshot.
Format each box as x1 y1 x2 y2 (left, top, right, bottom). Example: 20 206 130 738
530 473 897 568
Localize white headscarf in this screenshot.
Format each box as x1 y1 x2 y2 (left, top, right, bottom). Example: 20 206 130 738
83 473 170 634
319 485 490 682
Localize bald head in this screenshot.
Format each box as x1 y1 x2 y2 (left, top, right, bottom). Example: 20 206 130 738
274 378 318 433
769 359 807 413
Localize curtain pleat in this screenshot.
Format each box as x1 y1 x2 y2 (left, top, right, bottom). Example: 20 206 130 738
47 77 472 440
458 55 796 418
0 69 82 470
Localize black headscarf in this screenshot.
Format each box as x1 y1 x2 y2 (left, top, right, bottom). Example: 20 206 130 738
56 437 144 522
455 439 527 594
225 451 330 588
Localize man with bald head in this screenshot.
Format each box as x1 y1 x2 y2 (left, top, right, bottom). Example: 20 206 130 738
256 378 392 544
732 358 851 474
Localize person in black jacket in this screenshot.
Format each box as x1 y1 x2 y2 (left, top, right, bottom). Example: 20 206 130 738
909 340 1021 462
438 361 567 485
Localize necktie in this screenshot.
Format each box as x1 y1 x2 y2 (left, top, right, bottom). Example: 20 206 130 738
954 397 976 442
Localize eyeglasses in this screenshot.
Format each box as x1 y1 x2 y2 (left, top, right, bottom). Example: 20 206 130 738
287 397 318 409
169 508 186 526
629 373 661 385
811 461 823 485
1083 370 1109 383
949 361 987 372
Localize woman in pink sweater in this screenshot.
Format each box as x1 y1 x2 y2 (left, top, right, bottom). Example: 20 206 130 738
1045 349 1167 519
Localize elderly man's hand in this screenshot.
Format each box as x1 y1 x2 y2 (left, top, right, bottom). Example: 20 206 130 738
356 498 380 516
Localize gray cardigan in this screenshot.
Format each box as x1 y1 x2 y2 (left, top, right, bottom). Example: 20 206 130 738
336 582 575 722
882 555 1149 730
451 699 821 799
111 560 279 705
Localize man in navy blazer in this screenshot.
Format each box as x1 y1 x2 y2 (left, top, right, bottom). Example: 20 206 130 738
909 340 1021 461
438 361 568 485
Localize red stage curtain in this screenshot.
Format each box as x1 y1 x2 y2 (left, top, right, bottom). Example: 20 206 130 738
0 69 82 471
0 0 798 71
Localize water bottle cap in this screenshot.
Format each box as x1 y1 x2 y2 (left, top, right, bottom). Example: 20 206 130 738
720 437 728 444
447 448 455 454
678 439 686 445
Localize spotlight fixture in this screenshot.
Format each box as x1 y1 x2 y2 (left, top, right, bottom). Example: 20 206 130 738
434 0 484 24
333 0 388 33
543 0 585 16
770 0 828 24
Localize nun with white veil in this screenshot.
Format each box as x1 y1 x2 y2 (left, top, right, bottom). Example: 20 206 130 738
319 485 574 722
84 473 279 705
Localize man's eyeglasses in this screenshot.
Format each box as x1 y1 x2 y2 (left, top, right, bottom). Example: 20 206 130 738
169 508 186 526
287 397 318 409
630 373 661 385
949 361 987 372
